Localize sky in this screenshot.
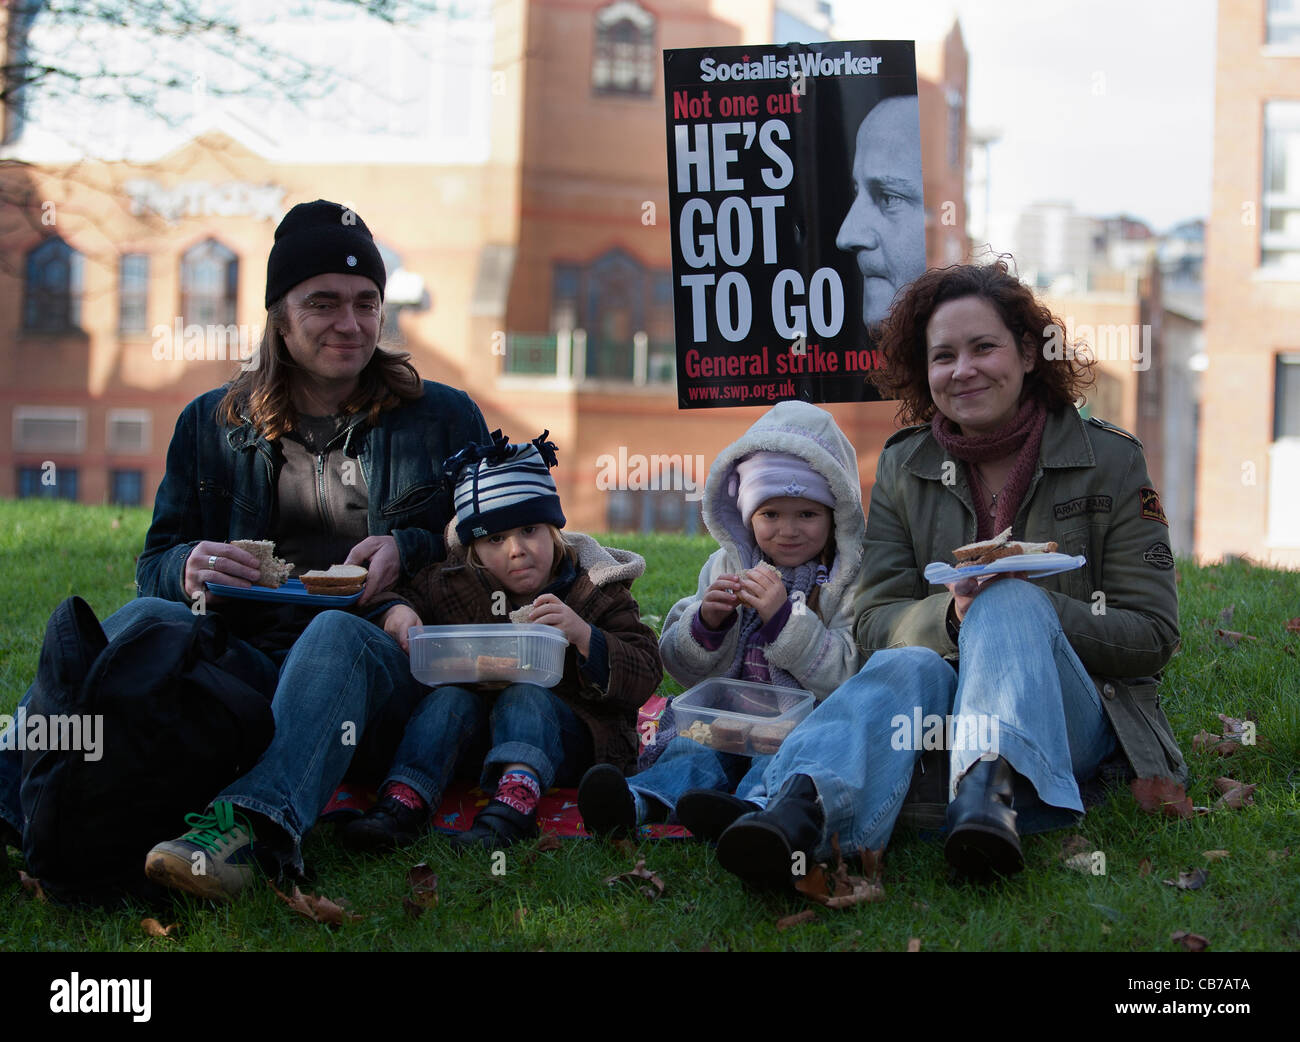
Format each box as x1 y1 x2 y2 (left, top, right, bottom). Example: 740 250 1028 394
833 0 1218 233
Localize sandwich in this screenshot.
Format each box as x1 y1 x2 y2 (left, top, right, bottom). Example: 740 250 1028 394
231 539 295 588
298 564 368 596
953 527 1057 569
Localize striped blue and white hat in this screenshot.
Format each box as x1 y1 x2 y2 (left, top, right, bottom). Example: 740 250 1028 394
443 430 566 545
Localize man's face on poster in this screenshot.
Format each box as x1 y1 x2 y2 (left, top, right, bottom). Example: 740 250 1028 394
835 96 926 326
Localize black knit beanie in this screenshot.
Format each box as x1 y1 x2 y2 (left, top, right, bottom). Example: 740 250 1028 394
264 199 387 307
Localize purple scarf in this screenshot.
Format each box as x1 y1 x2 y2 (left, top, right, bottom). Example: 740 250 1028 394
930 397 1048 540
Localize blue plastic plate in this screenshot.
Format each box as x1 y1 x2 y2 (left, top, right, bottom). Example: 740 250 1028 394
205 577 363 607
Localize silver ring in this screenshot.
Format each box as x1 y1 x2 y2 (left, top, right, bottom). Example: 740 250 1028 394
208 555 219 569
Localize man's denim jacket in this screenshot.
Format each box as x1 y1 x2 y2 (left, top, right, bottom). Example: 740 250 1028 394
136 381 489 604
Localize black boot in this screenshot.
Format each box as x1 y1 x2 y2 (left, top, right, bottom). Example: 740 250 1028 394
716 774 823 890
578 764 636 837
676 789 759 844
340 796 428 853
944 755 1024 880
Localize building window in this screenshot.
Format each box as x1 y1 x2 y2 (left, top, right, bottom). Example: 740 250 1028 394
1267 0 1300 45
13 407 85 453
180 239 238 325
17 465 78 501
539 251 674 383
592 1 655 97
23 237 84 332
1275 353 1300 440
1263 102 1300 272
119 254 149 333
107 409 150 454
110 469 144 506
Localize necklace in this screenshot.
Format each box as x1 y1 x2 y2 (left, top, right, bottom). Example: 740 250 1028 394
972 466 1006 508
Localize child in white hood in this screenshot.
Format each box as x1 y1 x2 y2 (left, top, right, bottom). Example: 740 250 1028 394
578 400 866 837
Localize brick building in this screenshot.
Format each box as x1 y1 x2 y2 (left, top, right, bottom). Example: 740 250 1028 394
0 0 967 531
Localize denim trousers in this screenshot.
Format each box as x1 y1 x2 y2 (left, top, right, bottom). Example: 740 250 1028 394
383 682 594 804
742 580 1116 861
0 598 427 873
628 736 769 819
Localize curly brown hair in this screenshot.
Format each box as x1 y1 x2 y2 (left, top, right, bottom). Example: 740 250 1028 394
870 260 1094 426
216 300 422 440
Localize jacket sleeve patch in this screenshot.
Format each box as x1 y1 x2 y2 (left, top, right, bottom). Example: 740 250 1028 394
1053 495 1113 520
1142 541 1174 569
1139 486 1168 526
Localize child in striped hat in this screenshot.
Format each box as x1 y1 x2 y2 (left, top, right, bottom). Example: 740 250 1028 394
345 431 663 851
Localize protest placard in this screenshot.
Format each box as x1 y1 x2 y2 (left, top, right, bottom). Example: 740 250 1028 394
663 41 923 409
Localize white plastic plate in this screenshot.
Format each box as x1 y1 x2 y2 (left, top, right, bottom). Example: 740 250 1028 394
924 553 1087 585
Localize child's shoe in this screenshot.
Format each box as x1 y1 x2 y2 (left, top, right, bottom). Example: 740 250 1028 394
340 793 428 853
577 764 636 836
449 800 539 851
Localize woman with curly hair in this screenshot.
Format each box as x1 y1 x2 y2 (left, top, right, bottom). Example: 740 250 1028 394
681 260 1186 889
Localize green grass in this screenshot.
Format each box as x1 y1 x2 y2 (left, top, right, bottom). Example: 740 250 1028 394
2 500 1298 951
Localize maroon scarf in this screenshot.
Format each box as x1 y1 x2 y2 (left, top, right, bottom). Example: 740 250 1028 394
930 397 1048 540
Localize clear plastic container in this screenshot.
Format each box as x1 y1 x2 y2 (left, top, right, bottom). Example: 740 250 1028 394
670 679 815 757
408 624 568 688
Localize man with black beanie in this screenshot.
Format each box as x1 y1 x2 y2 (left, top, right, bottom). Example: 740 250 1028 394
0 199 491 900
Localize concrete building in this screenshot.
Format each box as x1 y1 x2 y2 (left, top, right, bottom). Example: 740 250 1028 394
0 0 967 533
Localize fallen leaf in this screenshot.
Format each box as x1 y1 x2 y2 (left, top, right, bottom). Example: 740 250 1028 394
1163 868 1209 891
1266 848 1291 862
536 834 562 853
1214 629 1257 647
1060 834 1092 859
604 858 665 901
17 871 46 902
1285 617 1300 633
1130 776 1193 819
1218 714 1251 737
1138 858 1152 877
141 918 179 938
775 909 817 931
1063 852 1096 874
1171 929 1209 952
1192 730 1238 757
612 838 639 857
906 937 921 952
513 907 528 925
794 860 886 908
406 863 438 909
1211 777 1256 811
1202 850 1230 861
269 882 361 925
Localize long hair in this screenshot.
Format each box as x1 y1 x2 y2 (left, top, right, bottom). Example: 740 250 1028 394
870 259 1095 426
217 300 422 439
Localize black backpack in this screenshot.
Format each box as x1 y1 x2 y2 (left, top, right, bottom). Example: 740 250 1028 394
20 597 275 905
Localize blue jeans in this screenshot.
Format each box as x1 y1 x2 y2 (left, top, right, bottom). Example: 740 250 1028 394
1 598 427 872
742 580 1116 861
628 737 769 819
383 682 594 804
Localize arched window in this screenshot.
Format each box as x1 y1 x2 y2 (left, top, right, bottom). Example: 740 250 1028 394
592 1 655 97
23 237 84 332
180 239 238 326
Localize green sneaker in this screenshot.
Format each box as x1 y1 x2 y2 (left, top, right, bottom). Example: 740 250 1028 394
145 802 260 901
